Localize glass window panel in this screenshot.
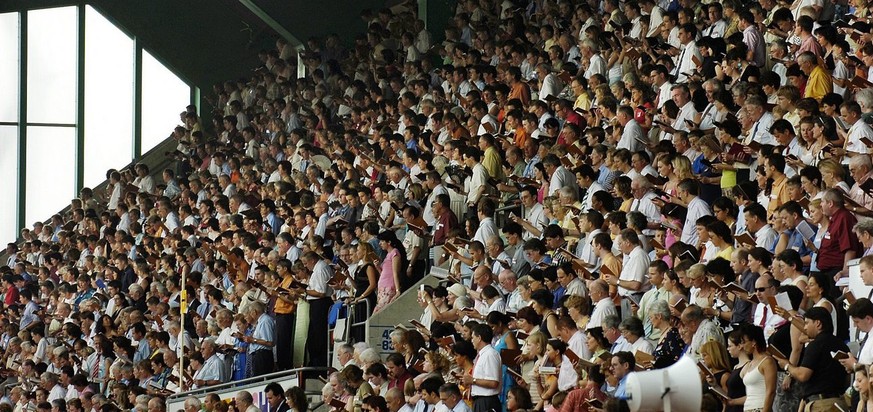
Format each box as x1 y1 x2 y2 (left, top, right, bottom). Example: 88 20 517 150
0 126 18 245
25 126 76 226
141 50 189 154
27 6 78 124
0 13 19 123
84 6 134 188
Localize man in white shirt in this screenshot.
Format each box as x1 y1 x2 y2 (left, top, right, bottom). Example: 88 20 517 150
840 298 873 370
640 0 664 38
630 176 662 236
463 147 490 209
617 106 645 152
557 316 590 391
744 95 778 146
752 276 785 340
192 339 226 388
744 203 778 250
682 305 725 361
604 229 652 318
667 84 699 139
543 154 578 198
519 186 548 240
842 101 873 160
675 179 712 246
473 201 499 247
697 79 726 131
464 324 502 412
650 65 673 109
703 4 727 37
575 213 604 272
535 63 562 102
437 383 472 412
577 164 605 213
588 280 618 330
580 39 608 80
672 23 701 83
422 171 448 227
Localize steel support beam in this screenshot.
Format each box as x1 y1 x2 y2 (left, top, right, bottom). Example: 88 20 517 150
133 37 143 159
17 11 28 232
75 3 85 191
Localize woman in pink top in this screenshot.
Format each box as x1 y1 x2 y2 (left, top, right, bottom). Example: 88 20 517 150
373 231 409 313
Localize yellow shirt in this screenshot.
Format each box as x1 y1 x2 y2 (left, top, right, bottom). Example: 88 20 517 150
767 175 791 217
716 246 734 261
482 146 504 180
804 65 833 101
574 93 591 111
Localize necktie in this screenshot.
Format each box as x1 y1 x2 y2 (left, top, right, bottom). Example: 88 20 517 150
674 47 687 78
93 354 101 379
760 306 768 328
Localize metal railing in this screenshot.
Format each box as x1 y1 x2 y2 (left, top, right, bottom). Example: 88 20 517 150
327 297 371 366
166 366 331 401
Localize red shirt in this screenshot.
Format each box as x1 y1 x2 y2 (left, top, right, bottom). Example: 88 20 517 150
4 285 17 307
817 207 860 270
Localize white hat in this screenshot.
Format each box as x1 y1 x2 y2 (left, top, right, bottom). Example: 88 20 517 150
447 283 467 298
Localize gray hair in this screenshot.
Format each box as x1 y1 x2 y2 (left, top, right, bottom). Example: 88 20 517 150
849 154 873 171
603 314 621 330
558 186 578 201
359 348 382 365
631 174 652 190
358 348 382 365
856 88 873 110
580 38 599 53
649 299 672 321
854 219 873 236
183 397 202 410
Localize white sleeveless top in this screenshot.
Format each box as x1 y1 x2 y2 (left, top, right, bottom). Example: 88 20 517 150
742 357 767 410
815 298 838 336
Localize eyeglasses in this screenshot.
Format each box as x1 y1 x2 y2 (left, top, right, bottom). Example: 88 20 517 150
754 287 768 292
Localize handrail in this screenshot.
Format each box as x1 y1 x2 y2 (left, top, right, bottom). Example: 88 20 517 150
167 366 332 400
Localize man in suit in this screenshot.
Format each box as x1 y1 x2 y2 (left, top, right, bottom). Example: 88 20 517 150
265 382 290 412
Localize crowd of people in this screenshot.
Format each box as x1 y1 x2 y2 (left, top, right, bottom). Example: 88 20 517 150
6 0 873 411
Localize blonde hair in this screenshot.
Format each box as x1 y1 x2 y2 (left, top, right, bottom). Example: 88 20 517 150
686 263 707 279
819 159 845 180
525 331 547 357
672 156 693 180
700 340 731 372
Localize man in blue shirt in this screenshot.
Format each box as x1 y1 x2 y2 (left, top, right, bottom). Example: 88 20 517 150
610 351 635 399
244 301 275 377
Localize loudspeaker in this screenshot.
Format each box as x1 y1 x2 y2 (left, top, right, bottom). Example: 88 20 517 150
625 355 702 412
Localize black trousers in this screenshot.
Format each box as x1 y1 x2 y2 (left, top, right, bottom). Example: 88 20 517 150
306 297 332 369
250 349 273 377
275 312 295 370
472 395 500 412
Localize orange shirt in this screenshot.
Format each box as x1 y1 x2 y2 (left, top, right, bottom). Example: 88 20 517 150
273 275 298 314
515 129 529 149
509 82 530 107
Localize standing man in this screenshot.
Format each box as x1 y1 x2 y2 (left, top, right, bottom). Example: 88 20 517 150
245 302 275 377
603 229 651 319
302 251 333 369
463 324 501 412
818 190 860 286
